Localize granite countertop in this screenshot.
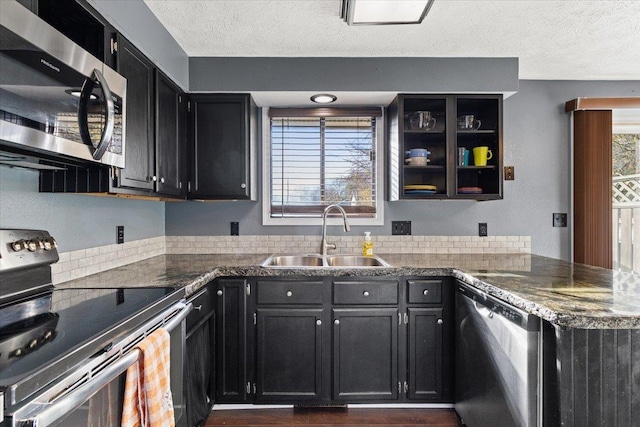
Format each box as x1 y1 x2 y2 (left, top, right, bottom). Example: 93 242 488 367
55 253 640 329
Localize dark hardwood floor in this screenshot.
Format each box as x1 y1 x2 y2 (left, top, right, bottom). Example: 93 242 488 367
204 407 461 426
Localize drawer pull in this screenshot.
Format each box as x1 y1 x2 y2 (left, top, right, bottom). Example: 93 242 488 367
316 319 322 326
334 319 340 325
286 290 293 297
363 291 370 297
194 305 203 311
423 289 429 296
437 319 443 325
216 290 223 296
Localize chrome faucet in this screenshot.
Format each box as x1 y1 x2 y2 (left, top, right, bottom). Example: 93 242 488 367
321 204 350 256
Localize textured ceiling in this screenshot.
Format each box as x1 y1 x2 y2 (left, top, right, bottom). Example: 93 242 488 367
143 0 640 80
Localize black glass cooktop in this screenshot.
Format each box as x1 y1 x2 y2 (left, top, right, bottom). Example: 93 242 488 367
0 287 178 390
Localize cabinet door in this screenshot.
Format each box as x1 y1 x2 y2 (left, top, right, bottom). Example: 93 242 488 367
407 307 443 400
255 308 323 402
215 279 249 402
190 94 256 200
155 71 186 196
332 308 399 401
115 35 155 191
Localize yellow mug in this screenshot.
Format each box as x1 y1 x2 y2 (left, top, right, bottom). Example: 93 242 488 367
473 146 493 166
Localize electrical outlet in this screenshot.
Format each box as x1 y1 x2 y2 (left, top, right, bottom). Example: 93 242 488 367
230 222 239 236
504 166 515 180
392 221 411 235
553 213 568 227
116 226 124 244
479 223 488 237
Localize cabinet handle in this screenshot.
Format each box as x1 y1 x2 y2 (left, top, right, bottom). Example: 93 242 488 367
334 319 340 325
423 289 429 296
194 305 202 311
216 290 223 296
404 381 408 393
240 183 246 189
152 176 157 182
160 177 165 184
437 319 443 325
363 291 370 297
316 319 322 326
286 290 293 297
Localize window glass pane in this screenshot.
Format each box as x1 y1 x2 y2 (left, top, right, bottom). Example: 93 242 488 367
270 115 376 218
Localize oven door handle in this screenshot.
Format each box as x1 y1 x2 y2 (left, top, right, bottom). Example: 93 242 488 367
78 68 115 161
13 301 192 427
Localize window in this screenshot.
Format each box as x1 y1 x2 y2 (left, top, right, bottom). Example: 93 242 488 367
263 107 384 225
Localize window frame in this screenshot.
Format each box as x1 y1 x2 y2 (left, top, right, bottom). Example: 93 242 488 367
262 108 385 226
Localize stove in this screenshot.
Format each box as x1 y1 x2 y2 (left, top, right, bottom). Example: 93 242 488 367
0 230 189 426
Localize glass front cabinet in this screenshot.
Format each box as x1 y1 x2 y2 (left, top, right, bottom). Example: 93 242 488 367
388 94 503 200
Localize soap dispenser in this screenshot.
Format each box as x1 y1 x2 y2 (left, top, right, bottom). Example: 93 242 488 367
362 232 374 257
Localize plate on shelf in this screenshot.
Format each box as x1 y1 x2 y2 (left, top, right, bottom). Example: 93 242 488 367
405 190 437 195
403 184 437 191
457 187 483 194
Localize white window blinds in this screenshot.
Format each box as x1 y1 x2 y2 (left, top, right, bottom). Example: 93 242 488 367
269 109 381 218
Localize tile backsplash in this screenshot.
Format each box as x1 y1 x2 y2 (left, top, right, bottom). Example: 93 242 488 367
52 234 530 284
165 235 531 255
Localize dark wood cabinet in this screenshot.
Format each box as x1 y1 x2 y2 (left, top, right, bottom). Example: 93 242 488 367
216 275 453 405
255 308 323 402
407 307 443 400
215 278 251 403
388 94 503 200
189 94 257 200
114 35 155 191
332 308 399 401
185 286 215 426
155 70 187 196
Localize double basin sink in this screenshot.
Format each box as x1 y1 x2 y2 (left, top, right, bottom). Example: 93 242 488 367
261 254 391 268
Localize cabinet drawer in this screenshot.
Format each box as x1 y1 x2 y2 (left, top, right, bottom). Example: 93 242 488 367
256 280 323 305
187 287 214 331
333 280 398 305
407 279 442 304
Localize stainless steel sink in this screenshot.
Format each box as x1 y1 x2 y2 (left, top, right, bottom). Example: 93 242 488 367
261 254 324 267
325 255 390 267
260 254 390 268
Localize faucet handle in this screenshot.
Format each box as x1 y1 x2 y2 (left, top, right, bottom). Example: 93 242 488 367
326 242 337 251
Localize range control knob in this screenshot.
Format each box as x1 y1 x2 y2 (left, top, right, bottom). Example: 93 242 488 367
42 237 57 251
11 240 26 252
26 239 41 252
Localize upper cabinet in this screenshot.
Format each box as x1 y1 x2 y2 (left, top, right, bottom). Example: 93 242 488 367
155 70 187 197
189 94 258 200
114 35 155 192
388 94 503 200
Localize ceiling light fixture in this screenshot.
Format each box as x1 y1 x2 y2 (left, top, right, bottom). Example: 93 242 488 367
310 94 337 104
340 0 435 25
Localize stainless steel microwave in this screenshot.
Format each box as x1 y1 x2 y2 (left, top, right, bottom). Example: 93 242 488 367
0 1 126 168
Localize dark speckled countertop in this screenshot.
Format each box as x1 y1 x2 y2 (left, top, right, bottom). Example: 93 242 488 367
55 253 640 329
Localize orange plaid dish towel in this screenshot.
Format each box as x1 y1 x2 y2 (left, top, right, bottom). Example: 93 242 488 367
121 328 175 427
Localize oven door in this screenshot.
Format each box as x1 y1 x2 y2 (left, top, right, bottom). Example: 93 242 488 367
0 1 126 168
9 301 191 427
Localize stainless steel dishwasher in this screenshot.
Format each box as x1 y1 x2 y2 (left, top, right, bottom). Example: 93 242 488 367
455 281 542 427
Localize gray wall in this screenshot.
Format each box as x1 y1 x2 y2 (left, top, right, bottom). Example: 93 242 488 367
165 80 640 261
0 167 165 252
190 57 519 93
88 0 189 90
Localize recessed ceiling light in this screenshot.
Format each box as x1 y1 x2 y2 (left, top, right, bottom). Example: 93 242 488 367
311 94 337 104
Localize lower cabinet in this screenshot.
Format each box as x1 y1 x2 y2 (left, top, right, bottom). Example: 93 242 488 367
185 286 215 427
332 308 399 401
255 308 323 402
215 278 251 403
213 276 453 405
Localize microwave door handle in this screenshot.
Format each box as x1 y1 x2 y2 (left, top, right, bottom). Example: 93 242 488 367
14 302 192 427
78 68 115 161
